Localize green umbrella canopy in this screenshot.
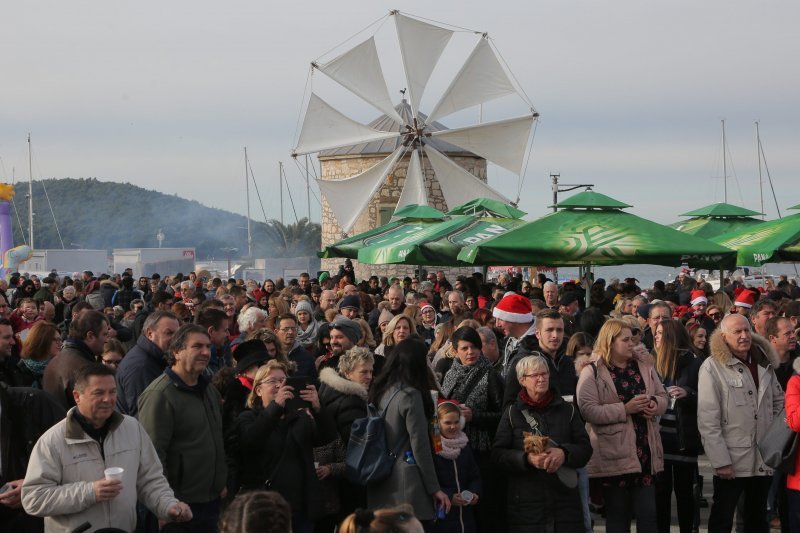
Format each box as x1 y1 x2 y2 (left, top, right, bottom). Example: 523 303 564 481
391 204 446 220
319 217 443 259
446 198 526 219
457 191 737 269
711 211 800 266
669 216 765 240
357 215 525 265
678 202 762 218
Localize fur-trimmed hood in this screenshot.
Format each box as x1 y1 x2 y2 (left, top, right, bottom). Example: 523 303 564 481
708 329 781 368
793 354 800 375
319 367 368 400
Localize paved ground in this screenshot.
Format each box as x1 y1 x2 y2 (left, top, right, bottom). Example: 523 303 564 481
591 457 714 532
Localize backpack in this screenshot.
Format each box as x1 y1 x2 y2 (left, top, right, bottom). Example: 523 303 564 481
86 291 105 310
345 387 406 486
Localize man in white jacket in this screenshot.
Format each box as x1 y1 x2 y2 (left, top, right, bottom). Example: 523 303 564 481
21 363 192 532
698 313 784 533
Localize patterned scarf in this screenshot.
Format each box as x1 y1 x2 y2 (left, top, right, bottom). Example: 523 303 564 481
441 355 493 451
22 357 49 377
438 431 469 460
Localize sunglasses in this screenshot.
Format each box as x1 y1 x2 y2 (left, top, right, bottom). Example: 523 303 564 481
708 312 722 319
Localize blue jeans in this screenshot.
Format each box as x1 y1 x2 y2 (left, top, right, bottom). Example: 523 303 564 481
577 467 592 533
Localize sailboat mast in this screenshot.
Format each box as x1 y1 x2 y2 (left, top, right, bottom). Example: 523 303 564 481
27 133 34 250
279 161 284 225
721 120 728 203
244 147 253 257
756 121 765 219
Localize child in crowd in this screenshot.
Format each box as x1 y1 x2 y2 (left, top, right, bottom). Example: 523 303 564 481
431 401 482 533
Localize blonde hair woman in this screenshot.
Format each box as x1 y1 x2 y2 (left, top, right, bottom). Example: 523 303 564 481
576 319 667 533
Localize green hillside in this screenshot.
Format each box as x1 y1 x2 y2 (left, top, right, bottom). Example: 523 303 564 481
9 178 321 259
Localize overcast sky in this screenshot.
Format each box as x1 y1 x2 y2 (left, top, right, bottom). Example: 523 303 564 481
1 0 798 228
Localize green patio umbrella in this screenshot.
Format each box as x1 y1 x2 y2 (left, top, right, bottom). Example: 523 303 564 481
357 215 526 265
318 204 445 259
711 204 800 266
669 202 764 239
445 197 527 219
457 191 737 269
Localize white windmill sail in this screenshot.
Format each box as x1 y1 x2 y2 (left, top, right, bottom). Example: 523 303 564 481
317 37 404 125
394 149 428 213
394 13 453 117
293 93 401 156
427 38 516 123
423 144 511 209
430 114 535 175
317 146 405 233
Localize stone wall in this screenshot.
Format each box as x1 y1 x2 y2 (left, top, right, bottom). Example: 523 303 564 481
319 153 487 281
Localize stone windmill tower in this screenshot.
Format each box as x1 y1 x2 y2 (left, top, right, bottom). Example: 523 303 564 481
319 98 487 279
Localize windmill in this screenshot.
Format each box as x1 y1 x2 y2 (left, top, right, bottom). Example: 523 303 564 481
292 10 538 259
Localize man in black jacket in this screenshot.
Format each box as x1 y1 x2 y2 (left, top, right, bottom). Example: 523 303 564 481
503 308 573 408
116 310 180 416
0 383 65 532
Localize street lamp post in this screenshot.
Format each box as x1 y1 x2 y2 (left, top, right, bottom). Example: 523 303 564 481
221 247 239 278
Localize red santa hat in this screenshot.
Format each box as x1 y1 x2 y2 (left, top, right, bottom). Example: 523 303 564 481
690 290 708 306
492 293 533 323
734 289 757 309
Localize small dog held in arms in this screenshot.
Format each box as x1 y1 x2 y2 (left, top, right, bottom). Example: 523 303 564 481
523 432 549 454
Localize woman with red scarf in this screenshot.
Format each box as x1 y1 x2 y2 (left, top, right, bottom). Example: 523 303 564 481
492 355 592 532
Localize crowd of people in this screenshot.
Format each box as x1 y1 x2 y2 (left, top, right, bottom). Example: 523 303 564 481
0 264 799 533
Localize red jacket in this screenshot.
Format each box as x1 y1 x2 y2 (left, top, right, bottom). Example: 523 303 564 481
785 364 800 491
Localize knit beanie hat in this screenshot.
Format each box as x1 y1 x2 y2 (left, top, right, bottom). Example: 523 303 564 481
492 293 533 323
340 295 361 310
295 300 314 315
330 317 362 345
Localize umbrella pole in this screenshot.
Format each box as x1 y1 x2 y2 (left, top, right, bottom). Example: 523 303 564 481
585 262 592 307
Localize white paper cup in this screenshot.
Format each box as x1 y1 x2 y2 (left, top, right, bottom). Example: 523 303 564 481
460 490 473 504
314 462 320 469
104 467 124 481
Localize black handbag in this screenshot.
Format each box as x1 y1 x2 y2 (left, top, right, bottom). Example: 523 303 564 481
758 407 799 473
674 397 702 454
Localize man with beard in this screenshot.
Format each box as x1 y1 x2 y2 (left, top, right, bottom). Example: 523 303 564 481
317 318 363 372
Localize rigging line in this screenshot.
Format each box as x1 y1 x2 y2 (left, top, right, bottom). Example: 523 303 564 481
723 137 745 207
396 11 482 33
281 164 300 223
291 158 322 206
246 159 271 228
40 180 65 249
8 171 27 246
488 38 537 111
758 134 783 219
313 12 390 63
516 118 539 203
10 198 27 246
30 151 66 249
291 66 314 148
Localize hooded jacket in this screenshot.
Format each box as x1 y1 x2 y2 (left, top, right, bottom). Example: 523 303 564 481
576 350 667 478
697 330 784 477
318 367 368 443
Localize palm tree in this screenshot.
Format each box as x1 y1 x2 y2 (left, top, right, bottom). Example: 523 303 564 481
262 217 321 257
